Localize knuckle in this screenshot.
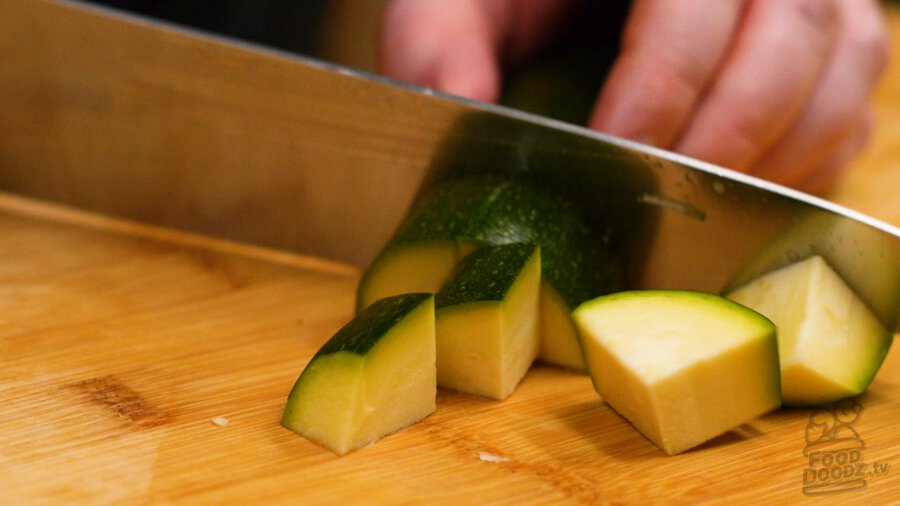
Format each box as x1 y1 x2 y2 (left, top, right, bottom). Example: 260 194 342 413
649 52 708 102
786 0 840 33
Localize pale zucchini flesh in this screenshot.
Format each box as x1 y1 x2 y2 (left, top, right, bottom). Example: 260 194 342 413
726 255 892 406
574 290 780 455
356 241 459 311
723 211 900 328
539 284 586 372
282 293 436 455
435 243 541 400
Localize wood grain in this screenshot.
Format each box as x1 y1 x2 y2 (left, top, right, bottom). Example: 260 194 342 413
2 2 900 504
0 192 898 504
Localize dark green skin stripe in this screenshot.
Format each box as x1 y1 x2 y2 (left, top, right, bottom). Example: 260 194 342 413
370 174 623 309
435 243 537 308
316 293 432 357
391 175 513 246
471 178 622 308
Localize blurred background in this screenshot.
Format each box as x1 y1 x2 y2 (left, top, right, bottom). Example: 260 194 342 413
83 0 389 73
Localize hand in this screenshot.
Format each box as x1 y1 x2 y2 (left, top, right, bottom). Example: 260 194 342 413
379 0 890 195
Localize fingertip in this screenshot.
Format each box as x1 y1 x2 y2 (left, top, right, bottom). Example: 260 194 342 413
587 0 744 148
378 0 501 102
433 46 501 102
378 0 436 84
587 58 678 148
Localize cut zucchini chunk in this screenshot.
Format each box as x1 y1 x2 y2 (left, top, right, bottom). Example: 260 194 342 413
539 284 587 372
574 290 780 455
281 293 436 455
726 255 892 407
356 174 623 371
355 176 508 312
435 243 541 400
355 240 465 314
724 210 900 328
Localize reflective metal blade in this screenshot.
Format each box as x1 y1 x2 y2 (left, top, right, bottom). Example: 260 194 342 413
1 0 898 328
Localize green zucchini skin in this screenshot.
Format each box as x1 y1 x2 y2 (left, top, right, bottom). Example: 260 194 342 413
360 174 623 311
387 175 512 247
281 292 436 455
436 243 539 307
317 293 433 357
434 242 542 399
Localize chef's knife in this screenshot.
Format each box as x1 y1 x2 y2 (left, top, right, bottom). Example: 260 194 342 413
1 0 897 328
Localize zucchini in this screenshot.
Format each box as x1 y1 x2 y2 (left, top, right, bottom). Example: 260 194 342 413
355 176 497 313
357 174 623 371
574 290 780 455
726 256 892 407
435 243 541 400
281 293 436 455
723 210 900 328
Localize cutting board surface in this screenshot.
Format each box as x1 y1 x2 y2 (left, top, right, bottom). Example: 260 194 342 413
1 193 897 504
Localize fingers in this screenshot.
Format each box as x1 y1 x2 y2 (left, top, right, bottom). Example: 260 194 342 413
673 0 841 171
748 0 890 193
378 0 888 196
592 0 886 195
379 0 503 102
589 0 746 147
379 0 572 102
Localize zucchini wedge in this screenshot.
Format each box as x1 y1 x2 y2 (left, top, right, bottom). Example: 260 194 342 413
726 255 892 407
435 243 541 400
281 293 436 455
574 290 780 455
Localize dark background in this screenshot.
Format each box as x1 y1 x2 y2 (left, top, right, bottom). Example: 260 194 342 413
80 0 329 57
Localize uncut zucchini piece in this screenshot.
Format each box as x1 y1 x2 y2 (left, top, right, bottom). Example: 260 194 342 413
435 243 541 400
356 174 623 371
574 290 780 455
281 293 436 455
726 255 892 407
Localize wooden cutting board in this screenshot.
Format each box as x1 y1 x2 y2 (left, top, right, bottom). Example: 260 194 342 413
0 191 897 504
4 3 900 504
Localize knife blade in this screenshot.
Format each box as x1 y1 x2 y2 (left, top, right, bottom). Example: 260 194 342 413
1 0 898 328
